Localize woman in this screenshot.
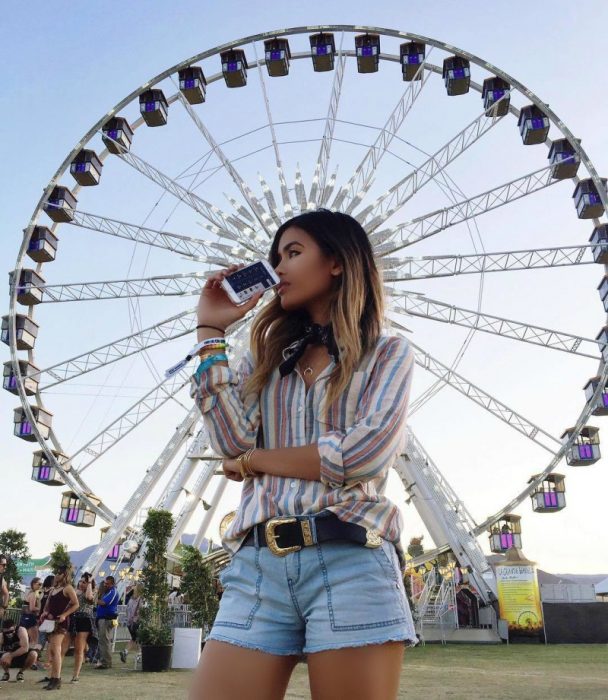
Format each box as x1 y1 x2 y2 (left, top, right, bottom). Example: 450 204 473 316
39 565 79 690
69 574 95 683
120 583 143 663
36 575 55 676
21 577 42 650
190 209 416 700
86 580 105 667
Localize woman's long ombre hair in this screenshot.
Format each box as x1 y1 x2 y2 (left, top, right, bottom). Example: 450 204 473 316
244 209 385 413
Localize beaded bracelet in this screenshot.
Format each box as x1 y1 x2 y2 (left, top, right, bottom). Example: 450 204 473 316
198 348 226 362
197 342 226 358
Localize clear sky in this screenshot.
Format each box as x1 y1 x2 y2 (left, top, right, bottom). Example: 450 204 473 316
1 0 607 576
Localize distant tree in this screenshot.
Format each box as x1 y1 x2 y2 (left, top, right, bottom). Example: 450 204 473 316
179 545 219 632
49 542 72 573
407 536 424 559
0 530 30 601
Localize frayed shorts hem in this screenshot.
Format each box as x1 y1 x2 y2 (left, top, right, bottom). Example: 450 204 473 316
206 631 419 657
205 632 303 657
304 634 419 654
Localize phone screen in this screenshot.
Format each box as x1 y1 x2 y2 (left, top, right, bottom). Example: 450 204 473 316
224 261 278 301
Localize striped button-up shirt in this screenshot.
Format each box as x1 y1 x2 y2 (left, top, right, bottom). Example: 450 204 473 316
190 333 414 568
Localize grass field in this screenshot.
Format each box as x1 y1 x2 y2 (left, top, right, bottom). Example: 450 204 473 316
1 643 606 699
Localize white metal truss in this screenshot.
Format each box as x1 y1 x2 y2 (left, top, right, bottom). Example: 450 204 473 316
402 336 562 452
381 244 595 280
355 98 508 231
167 459 217 552
73 368 191 473
395 429 496 602
332 56 432 213
35 272 205 303
250 40 294 219
319 168 339 208
309 33 346 205
82 407 198 576
37 309 196 388
193 477 229 551
371 165 558 253
258 173 282 227
177 92 275 237
68 209 238 264
387 291 602 359
294 165 309 212
115 146 266 254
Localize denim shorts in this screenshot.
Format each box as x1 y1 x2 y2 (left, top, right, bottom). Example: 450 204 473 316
206 517 418 655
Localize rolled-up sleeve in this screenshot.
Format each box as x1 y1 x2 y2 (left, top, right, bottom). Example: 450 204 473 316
189 350 260 457
317 337 414 489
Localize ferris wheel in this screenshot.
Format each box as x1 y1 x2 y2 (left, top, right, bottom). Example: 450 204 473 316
5 25 608 592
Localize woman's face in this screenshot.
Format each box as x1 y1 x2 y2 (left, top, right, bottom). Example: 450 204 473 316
32 581 41 590
273 227 342 313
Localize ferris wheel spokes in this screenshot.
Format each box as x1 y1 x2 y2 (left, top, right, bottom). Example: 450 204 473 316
372 164 560 254
72 367 192 475
176 91 275 237
383 244 596 281
33 272 207 303
67 209 238 264
35 309 196 390
332 53 434 214
83 406 199 576
357 97 509 231
114 145 266 254
167 458 218 553
391 327 561 451
387 290 601 359
308 32 346 206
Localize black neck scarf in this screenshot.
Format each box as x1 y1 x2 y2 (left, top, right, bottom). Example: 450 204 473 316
278 322 340 378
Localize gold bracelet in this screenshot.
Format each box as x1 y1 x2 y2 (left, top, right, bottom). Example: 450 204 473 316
237 448 257 479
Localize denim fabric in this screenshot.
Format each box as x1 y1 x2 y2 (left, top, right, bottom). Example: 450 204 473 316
206 522 418 655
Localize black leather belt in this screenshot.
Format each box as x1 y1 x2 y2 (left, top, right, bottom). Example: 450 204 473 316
242 512 383 557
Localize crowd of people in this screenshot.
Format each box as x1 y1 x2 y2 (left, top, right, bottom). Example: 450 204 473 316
0 555 142 690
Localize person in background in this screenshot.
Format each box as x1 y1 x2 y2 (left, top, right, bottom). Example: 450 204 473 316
22 577 42 651
0 619 38 683
94 576 119 670
69 573 95 683
168 587 182 605
0 556 9 620
120 583 143 664
35 575 55 682
39 564 79 690
86 580 105 666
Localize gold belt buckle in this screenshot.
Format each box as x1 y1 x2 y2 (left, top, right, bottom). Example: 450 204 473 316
265 516 315 557
364 528 382 548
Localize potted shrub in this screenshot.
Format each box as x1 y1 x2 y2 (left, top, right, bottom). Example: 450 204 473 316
179 545 220 648
137 509 174 672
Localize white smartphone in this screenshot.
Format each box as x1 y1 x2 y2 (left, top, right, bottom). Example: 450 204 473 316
220 259 281 305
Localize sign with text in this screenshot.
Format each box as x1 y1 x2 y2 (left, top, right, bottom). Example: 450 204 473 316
496 563 544 637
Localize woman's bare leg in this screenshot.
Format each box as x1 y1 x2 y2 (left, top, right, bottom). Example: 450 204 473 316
189 640 299 700
72 632 88 678
306 641 405 700
49 633 65 679
28 625 39 649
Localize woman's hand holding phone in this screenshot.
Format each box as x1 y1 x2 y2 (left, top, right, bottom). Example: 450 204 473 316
197 263 263 333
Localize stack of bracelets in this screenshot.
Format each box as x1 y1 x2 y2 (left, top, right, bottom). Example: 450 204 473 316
194 325 258 478
193 324 228 381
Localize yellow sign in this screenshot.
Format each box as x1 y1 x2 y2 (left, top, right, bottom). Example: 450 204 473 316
496 563 543 636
